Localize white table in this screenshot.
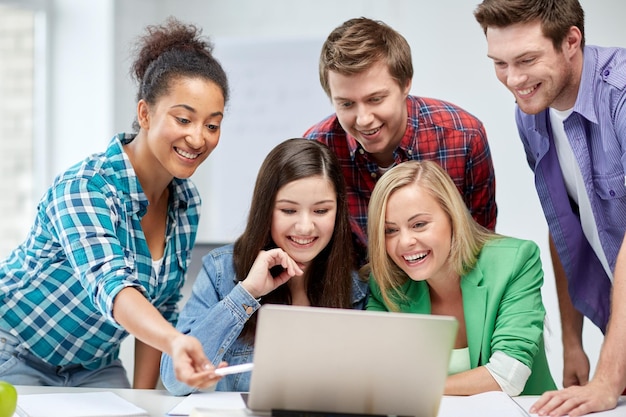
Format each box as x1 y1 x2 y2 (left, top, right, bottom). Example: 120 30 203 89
13 386 626 417
14 385 183 416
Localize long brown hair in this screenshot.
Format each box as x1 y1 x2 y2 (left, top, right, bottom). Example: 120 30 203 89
234 139 354 340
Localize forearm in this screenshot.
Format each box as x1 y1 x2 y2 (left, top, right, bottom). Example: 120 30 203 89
591 235 626 395
445 366 500 396
550 235 584 350
113 287 179 356
133 338 162 389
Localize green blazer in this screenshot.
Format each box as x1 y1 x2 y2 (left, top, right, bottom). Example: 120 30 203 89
368 236 556 395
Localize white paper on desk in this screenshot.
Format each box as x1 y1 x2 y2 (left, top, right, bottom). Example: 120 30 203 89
15 391 148 417
167 392 247 416
439 391 529 417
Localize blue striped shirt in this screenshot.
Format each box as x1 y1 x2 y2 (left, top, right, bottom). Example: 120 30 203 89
516 45 626 332
0 133 200 369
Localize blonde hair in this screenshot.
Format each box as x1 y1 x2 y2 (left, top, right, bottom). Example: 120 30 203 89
367 160 496 311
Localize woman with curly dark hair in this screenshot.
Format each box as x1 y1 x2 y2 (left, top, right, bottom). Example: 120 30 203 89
0 17 229 389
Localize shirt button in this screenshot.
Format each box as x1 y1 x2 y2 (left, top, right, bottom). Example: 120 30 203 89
603 69 611 76
370 172 377 178
358 148 365 154
610 190 616 197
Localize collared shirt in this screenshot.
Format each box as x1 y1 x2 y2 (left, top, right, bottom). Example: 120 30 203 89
0 133 200 369
516 45 626 332
304 95 497 267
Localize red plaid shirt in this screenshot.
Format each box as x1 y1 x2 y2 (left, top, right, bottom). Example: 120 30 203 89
304 95 497 267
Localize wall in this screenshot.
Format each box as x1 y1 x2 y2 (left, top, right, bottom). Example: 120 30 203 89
32 0 626 387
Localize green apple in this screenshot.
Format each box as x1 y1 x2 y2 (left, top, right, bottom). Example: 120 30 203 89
0 381 17 417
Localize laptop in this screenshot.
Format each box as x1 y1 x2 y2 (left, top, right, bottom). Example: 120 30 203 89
245 304 458 417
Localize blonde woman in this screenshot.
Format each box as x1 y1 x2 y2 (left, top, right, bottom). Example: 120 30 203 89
366 160 555 396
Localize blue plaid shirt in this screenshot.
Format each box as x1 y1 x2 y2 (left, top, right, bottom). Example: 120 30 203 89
0 133 200 369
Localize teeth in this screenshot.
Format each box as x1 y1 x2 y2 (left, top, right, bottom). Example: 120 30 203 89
404 252 427 262
518 85 536 95
176 148 200 159
361 127 380 135
292 237 315 245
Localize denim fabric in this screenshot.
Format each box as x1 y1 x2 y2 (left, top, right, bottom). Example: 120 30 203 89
0 327 130 387
160 244 369 394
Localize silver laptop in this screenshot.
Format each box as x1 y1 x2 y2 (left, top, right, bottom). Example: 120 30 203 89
246 304 458 417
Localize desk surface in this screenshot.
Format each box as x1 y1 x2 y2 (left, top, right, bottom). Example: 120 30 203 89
13 385 626 417
15 385 183 416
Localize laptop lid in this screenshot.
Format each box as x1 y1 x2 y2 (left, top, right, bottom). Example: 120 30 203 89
246 304 458 417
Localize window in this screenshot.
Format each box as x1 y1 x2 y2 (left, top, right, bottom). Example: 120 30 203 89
0 3 44 257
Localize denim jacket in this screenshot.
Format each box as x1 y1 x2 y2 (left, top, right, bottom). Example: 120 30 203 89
160 244 369 395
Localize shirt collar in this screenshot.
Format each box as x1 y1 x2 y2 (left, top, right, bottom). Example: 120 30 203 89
573 46 599 125
107 133 191 217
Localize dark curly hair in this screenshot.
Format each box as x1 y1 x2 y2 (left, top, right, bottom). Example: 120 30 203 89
130 17 229 131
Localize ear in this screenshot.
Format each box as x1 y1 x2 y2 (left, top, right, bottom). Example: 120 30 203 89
563 26 583 58
137 99 151 130
402 78 412 97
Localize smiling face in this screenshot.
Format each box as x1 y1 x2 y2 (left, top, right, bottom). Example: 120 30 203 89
384 182 453 284
271 176 337 267
486 20 582 113
138 76 225 180
327 61 411 167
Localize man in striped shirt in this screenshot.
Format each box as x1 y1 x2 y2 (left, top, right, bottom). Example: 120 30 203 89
475 0 626 415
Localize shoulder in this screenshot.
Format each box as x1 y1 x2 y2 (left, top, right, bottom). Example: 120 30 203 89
202 244 236 268
51 135 130 193
350 271 369 307
466 237 543 293
586 45 626 89
195 244 237 290
410 95 484 132
479 236 539 260
303 114 345 143
472 237 541 283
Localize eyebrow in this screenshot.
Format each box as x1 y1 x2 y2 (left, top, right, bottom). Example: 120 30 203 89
332 89 389 102
171 104 224 117
487 50 537 61
276 199 336 205
385 213 428 225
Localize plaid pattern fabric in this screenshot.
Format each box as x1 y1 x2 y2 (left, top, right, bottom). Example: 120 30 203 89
0 133 200 369
305 95 497 267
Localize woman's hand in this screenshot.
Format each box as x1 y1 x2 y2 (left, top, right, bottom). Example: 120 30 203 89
241 248 303 299
169 333 226 390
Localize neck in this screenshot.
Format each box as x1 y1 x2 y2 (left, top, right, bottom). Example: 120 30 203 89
124 131 172 201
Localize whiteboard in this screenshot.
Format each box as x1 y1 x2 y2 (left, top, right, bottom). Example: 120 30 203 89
193 37 333 243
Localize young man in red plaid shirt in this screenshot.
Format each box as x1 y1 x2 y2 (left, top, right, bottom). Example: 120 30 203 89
304 17 497 268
